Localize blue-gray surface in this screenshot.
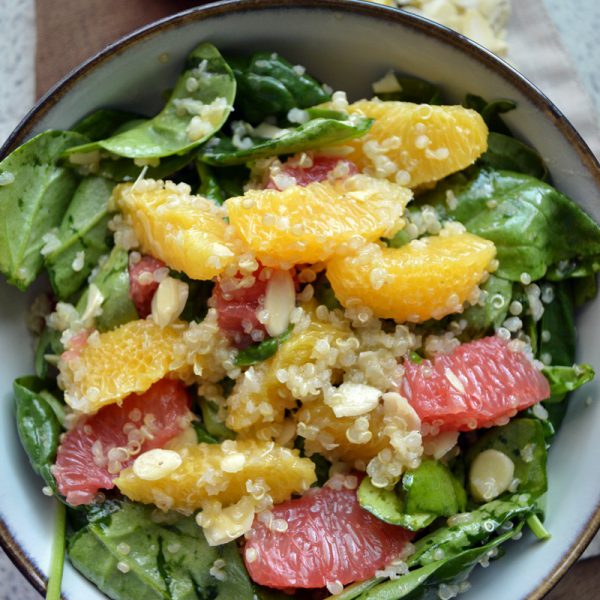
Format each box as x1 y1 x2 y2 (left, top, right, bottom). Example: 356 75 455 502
544 0 600 127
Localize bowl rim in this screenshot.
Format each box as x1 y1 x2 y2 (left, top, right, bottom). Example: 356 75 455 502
1 1 599 598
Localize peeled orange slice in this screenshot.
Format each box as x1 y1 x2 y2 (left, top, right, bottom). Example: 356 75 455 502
226 174 411 266
341 100 488 188
115 439 316 511
113 179 234 279
326 233 496 323
59 319 190 413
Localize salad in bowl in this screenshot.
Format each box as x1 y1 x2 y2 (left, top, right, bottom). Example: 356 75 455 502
1 22 599 600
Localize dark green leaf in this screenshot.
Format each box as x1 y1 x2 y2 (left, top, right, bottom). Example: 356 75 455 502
235 325 293 366
91 152 196 183
374 74 442 104
200 116 372 166
465 419 547 499
407 494 535 567
0 130 87 289
198 398 236 441
464 94 515 135
360 526 521 599
196 160 225 204
174 274 214 323
403 460 467 517
71 109 140 141
459 275 513 336
13 376 62 492
313 272 341 310
420 168 600 281
538 282 575 367
192 420 219 444
573 273 598 306
34 326 63 378
231 51 331 124
66 43 235 159
479 132 548 180
45 176 114 299
357 477 435 531
542 364 594 397
76 246 138 331
68 502 255 600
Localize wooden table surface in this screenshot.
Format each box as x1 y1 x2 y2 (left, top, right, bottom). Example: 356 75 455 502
35 1 600 598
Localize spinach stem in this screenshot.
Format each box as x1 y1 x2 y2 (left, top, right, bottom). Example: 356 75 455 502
46 500 66 600
526 514 551 541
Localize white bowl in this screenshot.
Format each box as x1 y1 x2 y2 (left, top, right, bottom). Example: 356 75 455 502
1 1 599 598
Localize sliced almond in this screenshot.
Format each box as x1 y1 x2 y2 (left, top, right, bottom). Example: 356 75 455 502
263 269 295 337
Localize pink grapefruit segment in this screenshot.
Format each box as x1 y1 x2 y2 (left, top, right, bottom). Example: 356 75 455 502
128 254 166 318
401 336 550 432
244 484 413 589
53 379 191 505
267 155 358 189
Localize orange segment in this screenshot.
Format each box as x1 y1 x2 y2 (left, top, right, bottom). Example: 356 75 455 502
326 233 496 323
113 179 234 279
225 174 411 266
226 310 350 433
115 440 316 511
340 100 488 188
59 319 190 413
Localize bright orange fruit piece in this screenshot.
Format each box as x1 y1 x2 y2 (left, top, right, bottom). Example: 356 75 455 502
59 319 191 413
225 174 411 266
113 179 234 279
326 233 496 323
115 439 316 511
340 100 488 188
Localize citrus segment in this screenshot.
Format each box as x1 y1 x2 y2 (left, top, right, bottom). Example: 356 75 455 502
59 319 191 413
402 336 551 432
115 439 316 511
340 99 488 188
266 155 358 189
225 174 411 266
53 379 191 505
128 254 166 318
326 233 496 323
113 179 234 279
226 312 350 433
244 485 413 588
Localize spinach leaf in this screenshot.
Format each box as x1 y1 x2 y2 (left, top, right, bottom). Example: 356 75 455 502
34 326 63 378
91 151 196 183
374 73 442 104
13 376 62 492
45 176 114 300
360 526 521 600
465 419 548 499
403 460 467 517
479 132 548 180
420 168 600 281
573 273 598 306
357 477 436 531
198 398 236 441
459 275 513 336
192 420 219 444
313 272 342 310
538 282 575 367
200 115 372 166
196 160 225 204
72 109 139 140
235 325 293 366
176 275 214 323
407 494 535 567
66 43 235 159
0 130 87 289
542 364 594 398
68 502 255 600
463 94 515 136
230 52 331 124
77 246 138 331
